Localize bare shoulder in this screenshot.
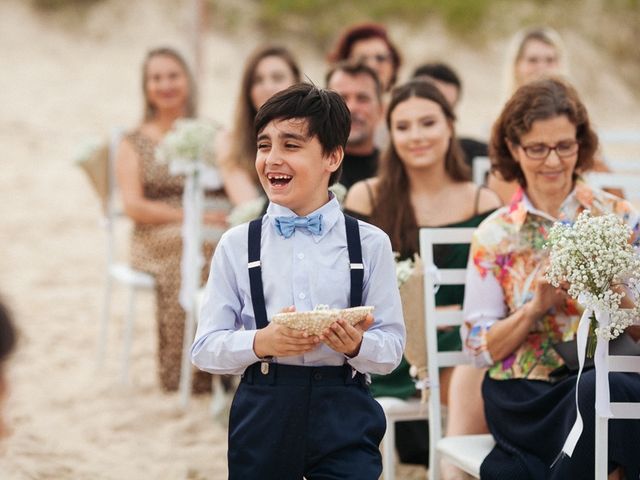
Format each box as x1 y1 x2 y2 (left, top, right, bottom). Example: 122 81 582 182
344 178 379 216
115 134 138 167
477 185 503 212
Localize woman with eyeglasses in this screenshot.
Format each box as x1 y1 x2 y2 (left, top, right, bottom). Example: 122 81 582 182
462 78 640 479
327 22 401 93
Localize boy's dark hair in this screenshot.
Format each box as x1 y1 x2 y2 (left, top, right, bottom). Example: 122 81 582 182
325 61 383 103
254 83 351 186
412 62 461 91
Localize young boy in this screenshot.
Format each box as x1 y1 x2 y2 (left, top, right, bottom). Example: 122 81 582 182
191 83 405 479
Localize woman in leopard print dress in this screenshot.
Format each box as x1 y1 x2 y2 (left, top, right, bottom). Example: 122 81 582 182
115 47 228 392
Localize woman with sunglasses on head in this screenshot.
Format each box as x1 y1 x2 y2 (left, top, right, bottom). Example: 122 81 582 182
328 22 401 94
216 45 301 206
344 79 501 475
463 77 640 479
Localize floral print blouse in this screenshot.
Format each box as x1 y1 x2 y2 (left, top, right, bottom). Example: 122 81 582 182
461 179 640 381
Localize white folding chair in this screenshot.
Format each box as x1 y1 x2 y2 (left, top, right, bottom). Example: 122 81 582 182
594 350 640 478
585 172 640 203
472 156 491 186
375 396 428 480
420 227 495 479
97 127 156 384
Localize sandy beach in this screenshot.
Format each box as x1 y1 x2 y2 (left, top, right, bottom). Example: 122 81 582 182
0 1 638 478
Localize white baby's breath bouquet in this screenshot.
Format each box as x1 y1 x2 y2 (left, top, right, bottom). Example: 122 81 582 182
545 210 640 357
395 255 415 288
156 119 219 168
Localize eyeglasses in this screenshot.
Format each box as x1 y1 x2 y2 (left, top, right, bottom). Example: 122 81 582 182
355 53 392 64
520 140 579 160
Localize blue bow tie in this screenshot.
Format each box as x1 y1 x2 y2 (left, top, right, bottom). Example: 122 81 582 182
274 214 323 239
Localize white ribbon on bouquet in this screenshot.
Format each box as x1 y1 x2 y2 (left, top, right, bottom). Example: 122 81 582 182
560 294 613 458
171 159 223 408
169 160 223 313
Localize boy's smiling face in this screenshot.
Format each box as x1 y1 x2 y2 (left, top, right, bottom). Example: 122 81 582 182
256 118 342 216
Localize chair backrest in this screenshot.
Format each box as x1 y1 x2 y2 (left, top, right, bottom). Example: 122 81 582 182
104 127 125 266
472 156 491 186
599 130 640 145
419 227 476 477
585 172 640 203
594 349 640 477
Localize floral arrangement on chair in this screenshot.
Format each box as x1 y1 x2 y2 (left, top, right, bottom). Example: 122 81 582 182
545 210 640 357
395 255 431 400
155 119 219 168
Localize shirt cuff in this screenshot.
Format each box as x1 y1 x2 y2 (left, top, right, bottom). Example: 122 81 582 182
232 329 262 366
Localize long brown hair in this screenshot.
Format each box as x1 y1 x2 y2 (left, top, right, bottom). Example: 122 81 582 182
227 46 301 183
371 80 470 258
142 47 197 121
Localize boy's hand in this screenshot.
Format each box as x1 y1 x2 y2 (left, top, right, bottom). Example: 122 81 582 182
320 315 372 357
253 306 319 358
254 323 319 358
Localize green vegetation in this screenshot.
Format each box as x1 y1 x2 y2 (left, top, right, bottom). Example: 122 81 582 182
254 0 508 46
32 0 103 9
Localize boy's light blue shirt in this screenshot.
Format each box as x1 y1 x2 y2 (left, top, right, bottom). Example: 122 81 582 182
191 195 405 376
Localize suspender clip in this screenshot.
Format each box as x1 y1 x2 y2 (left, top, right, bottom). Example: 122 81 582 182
260 361 270 375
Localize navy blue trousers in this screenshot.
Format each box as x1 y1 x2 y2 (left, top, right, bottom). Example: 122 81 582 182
228 363 386 480
481 370 640 480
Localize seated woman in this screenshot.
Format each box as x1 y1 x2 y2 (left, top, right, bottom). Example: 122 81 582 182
463 77 640 479
216 45 301 206
344 79 500 473
115 47 227 393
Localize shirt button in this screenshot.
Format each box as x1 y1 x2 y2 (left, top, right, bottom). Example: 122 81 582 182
299 292 306 299
297 253 305 260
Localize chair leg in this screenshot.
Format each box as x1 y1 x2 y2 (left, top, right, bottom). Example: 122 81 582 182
382 418 396 480
97 271 113 369
179 309 196 408
595 414 608 479
121 285 137 384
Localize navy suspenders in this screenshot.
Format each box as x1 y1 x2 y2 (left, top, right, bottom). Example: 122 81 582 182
247 219 269 330
247 214 364 329
344 215 364 309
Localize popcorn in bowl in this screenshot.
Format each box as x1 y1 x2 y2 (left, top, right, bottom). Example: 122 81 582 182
271 305 374 336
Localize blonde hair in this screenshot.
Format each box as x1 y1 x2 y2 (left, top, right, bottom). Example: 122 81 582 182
142 47 197 121
502 27 569 99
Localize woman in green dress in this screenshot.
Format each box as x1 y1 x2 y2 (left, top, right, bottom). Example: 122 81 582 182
344 79 500 476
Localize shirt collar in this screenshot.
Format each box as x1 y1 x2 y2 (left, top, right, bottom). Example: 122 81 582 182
266 192 341 243
507 177 598 230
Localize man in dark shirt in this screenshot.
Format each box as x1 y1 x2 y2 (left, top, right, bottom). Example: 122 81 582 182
326 62 383 190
